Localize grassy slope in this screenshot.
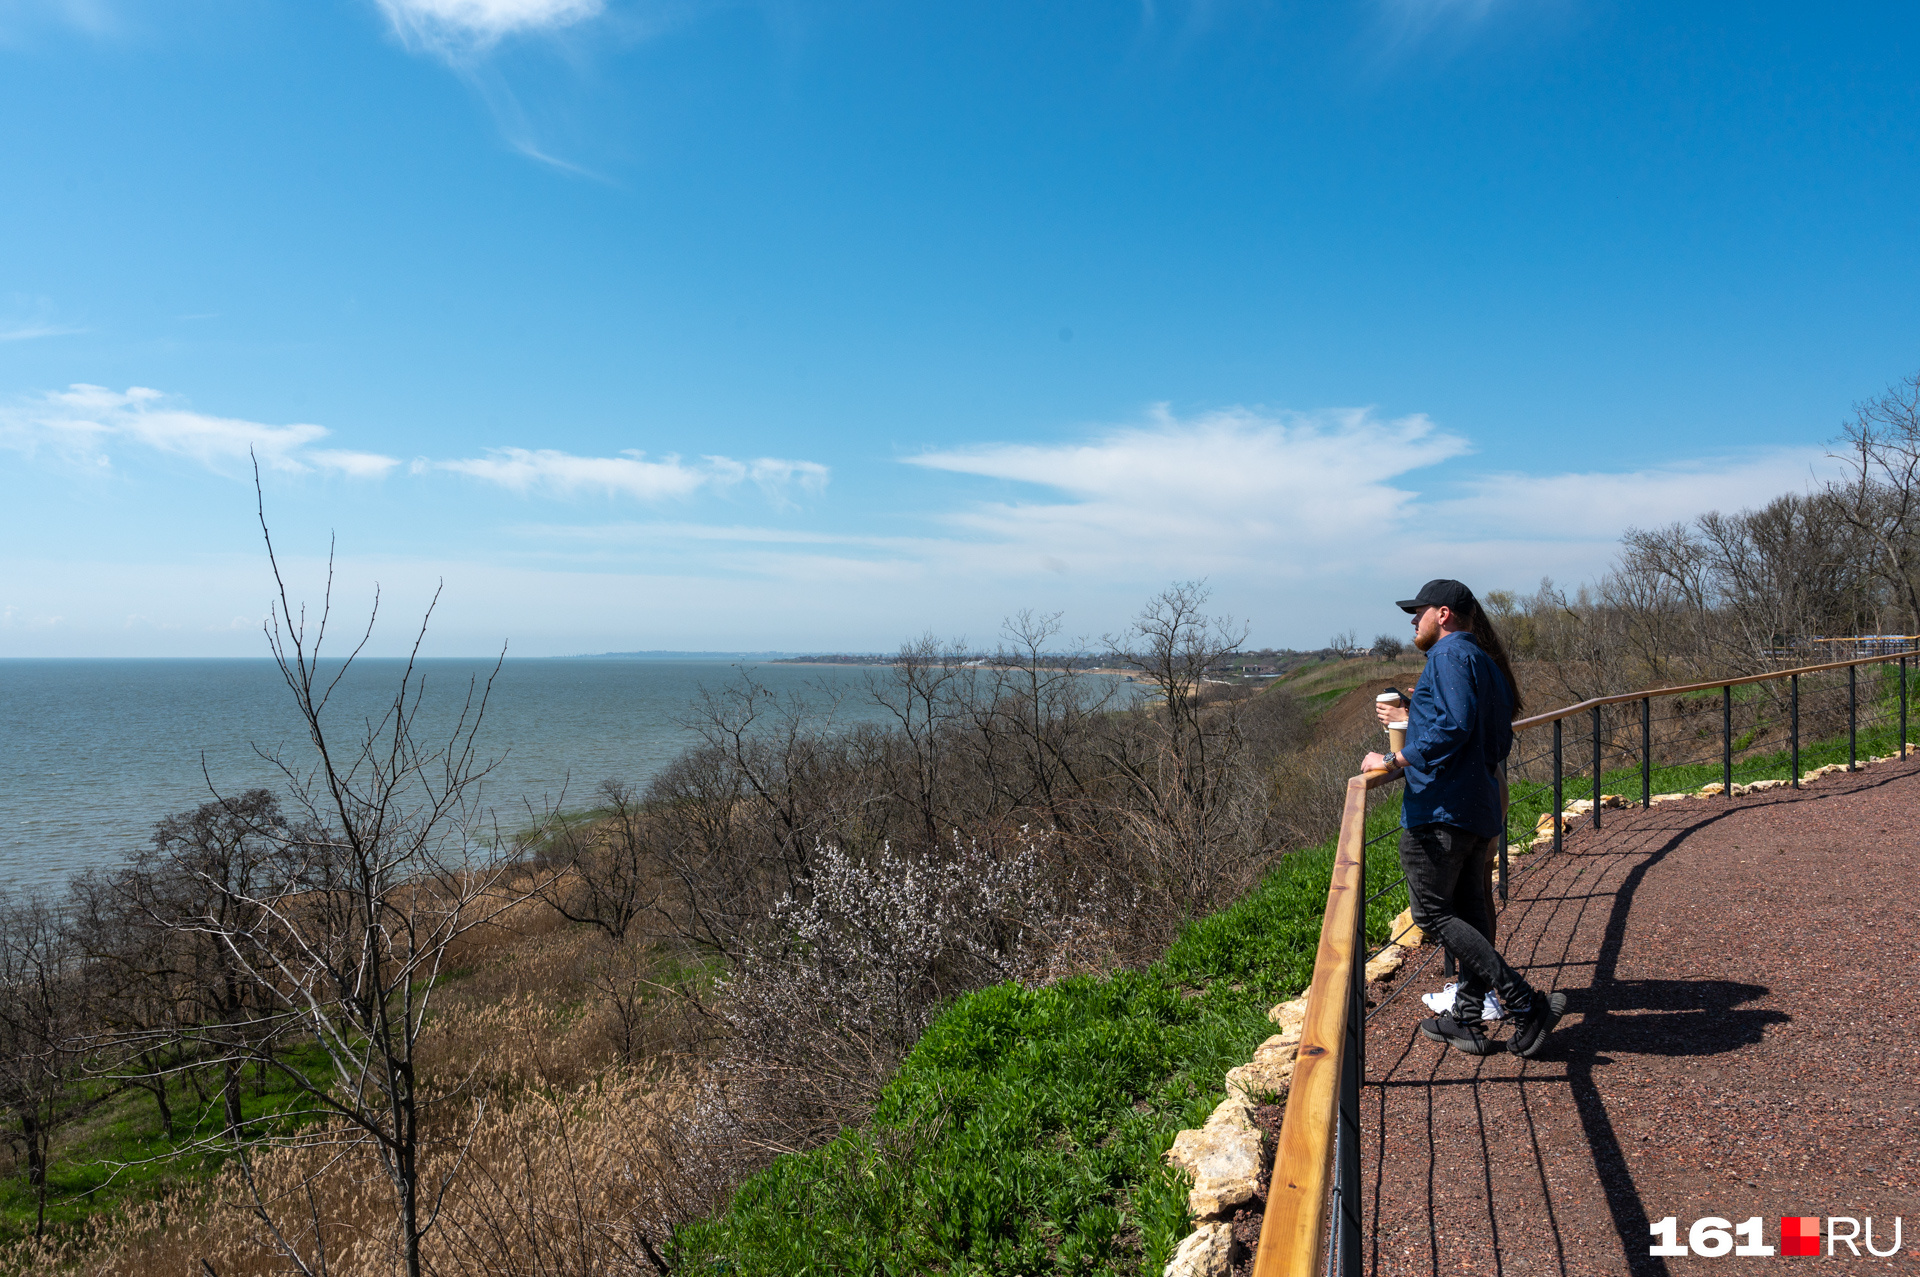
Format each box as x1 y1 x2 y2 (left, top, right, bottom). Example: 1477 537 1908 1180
674 687 1914 1277
1274 654 1424 724
0 1043 332 1243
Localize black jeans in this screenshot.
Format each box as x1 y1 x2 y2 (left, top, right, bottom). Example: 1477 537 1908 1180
1399 823 1534 1023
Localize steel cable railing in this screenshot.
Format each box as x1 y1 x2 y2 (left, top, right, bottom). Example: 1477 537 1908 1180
1250 643 1918 1277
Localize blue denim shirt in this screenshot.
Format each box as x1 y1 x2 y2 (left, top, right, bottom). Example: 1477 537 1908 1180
1399 631 1514 838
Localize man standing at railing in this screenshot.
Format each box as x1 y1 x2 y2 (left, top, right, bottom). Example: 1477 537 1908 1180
1364 579 1567 1058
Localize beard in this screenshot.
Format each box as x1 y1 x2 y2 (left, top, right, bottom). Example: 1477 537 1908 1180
1412 621 1439 652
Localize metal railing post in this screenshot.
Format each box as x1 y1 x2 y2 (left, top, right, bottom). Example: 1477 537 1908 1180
1640 697 1651 809
1552 718 1563 853
1902 654 1909 758
1498 759 1509 904
1591 704 1603 830
1722 684 1733 796
1790 673 1800 789
1849 663 1858 771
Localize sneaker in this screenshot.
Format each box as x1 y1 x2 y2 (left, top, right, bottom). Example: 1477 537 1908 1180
1422 984 1507 1022
1419 1013 1502 1056
1421 983 1458 1015
1506 991 1568 1058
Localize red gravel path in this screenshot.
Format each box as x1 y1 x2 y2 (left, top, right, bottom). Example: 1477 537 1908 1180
1360 758 1920 1275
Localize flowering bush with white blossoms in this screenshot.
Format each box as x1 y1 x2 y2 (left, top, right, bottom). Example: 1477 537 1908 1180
719 831 1120 1145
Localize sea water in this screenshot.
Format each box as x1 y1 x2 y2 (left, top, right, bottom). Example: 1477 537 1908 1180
0 658 894 895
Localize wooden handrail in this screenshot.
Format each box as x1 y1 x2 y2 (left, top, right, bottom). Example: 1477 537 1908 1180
1509 646 1919 730
1252 767 1396 1277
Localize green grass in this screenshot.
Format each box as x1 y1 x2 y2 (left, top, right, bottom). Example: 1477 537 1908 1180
0 1044 334 1242
669 799 1412 1277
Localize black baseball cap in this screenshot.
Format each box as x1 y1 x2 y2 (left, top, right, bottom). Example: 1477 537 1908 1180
1397 579 1476 614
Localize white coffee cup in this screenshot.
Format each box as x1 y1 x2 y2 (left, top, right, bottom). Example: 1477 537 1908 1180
1377 691 1407 754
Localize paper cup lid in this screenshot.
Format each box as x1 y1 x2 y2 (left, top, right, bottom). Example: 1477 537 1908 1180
1375 691 1404 701
1387 721 1408 730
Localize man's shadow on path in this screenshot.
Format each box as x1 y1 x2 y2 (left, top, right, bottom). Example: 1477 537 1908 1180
1534 805 1787 1277
1545 768 1916 1275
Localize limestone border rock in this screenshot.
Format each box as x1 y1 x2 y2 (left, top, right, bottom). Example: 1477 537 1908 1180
1160 943 1426 1275
1167 1093 1263 1220
1363 944 1408 983
1165 1221 1232 1277
1160 992 1313 1277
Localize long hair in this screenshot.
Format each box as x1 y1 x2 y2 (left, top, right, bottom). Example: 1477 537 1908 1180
1460 598 1524 716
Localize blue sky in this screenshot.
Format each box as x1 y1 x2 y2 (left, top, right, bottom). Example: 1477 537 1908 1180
3 0 1916 656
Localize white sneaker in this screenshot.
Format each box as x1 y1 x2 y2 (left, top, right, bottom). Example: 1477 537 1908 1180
1421 983 1506 1021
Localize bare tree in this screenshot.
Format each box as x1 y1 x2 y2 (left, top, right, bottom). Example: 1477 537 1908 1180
106 790 296 1144
69 870 186 1140
966 609 1116 837
144 477 550 1277
1830 370 1920 632
1102 582 1263 915
536 779 662 942
867 634 971 848
0 896 84 1236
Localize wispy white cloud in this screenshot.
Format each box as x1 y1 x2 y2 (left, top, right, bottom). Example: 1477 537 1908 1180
0 293 86 342
459 69 620 181
0 324 86 342
1430 449 1838 541
435 447 708 499
515 521 868 545
436 446 830 503
369 0 645 180
1365 0 1518 66
0 384 401 477
734 456 831 507
0 383 824 506
0 386 1846 654
906 404 1472 575
0 0 119 46
309 448 411 479
880 404 1839 639
374 0 604 57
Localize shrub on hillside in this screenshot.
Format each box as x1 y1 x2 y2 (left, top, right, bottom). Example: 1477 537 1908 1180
718 835 1124 1148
